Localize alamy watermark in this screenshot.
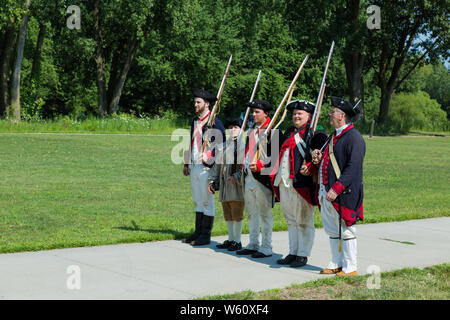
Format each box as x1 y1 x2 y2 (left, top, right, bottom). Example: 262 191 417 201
67 5 81 30
66 265 81 290
367 5 381 30
171 128 281 175
366 265 381 289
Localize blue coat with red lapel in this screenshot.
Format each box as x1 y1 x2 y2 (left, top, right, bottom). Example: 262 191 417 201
321 124 365 226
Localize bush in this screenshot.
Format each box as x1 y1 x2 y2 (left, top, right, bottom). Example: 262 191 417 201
389 91 448 132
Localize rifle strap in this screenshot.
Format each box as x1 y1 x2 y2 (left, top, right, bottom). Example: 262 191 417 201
329 134 341 179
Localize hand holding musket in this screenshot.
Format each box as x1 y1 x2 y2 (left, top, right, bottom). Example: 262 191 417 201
312 149 323 165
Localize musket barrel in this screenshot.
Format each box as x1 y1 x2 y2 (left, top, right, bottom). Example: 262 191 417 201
265 55 309 135
249 70 262 102
311 83 326 134
310 41 334 128
208 54 233 126
239 70 262 138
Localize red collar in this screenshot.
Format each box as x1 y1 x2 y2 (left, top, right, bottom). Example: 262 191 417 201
198 110 211 122
335 123 354 138
255 117 271 133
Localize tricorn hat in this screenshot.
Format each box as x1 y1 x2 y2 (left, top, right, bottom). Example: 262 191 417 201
224 117 243 128
286 100 315 114
191 88 217 104
245 100 273 113
330 96 361 118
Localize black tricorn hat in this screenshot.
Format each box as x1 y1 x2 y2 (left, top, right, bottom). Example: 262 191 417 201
245 100 273 112
191 88 217 103
286 100 315 113
330 96 361 118
225 117 243 128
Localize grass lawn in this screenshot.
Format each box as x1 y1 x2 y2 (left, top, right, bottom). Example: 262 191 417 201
201 263 450 300
0 133 449 253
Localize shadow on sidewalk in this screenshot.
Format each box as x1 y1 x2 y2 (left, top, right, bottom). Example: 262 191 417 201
113 225 189 239
192 240 322 272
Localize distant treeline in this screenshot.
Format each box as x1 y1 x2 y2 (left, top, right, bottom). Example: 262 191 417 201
0 0 448 132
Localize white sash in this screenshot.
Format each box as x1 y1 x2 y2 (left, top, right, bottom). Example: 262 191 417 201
294 133 307 159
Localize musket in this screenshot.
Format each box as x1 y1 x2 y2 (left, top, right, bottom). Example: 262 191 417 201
264 55 309 136
304 41 335 152
273 85 295 130
252 55 309 164
207 54 233 127
238 70 262 142
201 55 232 155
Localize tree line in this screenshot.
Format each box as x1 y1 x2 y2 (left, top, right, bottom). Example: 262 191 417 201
0 0 448 130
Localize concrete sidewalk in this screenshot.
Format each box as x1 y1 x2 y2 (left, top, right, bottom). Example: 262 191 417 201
1 217 449 300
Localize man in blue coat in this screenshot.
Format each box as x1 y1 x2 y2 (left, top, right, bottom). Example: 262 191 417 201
182 88 225 246
307 96 365 276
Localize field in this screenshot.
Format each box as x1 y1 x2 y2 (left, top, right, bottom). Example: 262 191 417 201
0 133 449 253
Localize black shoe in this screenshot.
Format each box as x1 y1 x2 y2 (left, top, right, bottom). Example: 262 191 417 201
290 256 308 268
216 240 232 249
192 215 214 246
251 251 272 258
227 242 242 251
182 212 203 243
236 248 257 255
276 254 297 265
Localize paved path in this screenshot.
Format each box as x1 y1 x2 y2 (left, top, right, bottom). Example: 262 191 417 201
1 217 449 300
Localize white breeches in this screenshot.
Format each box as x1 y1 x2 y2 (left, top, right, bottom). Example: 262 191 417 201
190 165 215 217
318 186 357 273
279 184 315 257
244 173 273 255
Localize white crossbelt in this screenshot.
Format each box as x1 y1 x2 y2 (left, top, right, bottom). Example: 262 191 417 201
294 133 307 159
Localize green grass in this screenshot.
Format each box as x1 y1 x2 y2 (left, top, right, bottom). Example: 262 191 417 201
0 133 449 253
200 263 450 300
0 115 189 135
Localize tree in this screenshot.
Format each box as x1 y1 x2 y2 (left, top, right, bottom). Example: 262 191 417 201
91 0 171 117
0 0 24 116
367 0 449 124
7 0 31 121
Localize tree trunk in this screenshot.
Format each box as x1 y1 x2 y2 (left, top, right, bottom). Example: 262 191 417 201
343 0 365 118
107 39 126 105
108 38 140 114
8 0 31 121
377 87 394 124
344 51 364 118
94 0 108 117
30 23 46 84
0 24 16 117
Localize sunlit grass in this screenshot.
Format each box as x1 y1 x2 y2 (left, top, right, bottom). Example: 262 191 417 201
0 134 448 253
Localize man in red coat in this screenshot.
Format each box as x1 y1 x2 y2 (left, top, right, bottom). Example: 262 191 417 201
270 100 327 267
306 96 365 276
